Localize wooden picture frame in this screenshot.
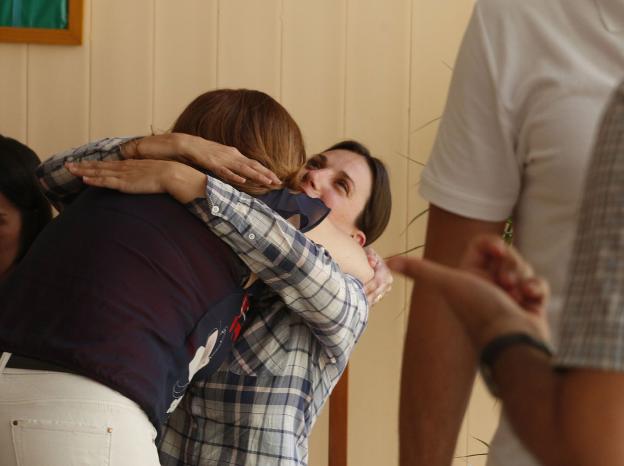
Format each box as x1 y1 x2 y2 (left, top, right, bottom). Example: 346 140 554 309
0 0 83 45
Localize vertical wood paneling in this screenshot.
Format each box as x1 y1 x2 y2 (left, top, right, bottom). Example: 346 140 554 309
344 0 411 256
343 1 411 466
0 44 27 143
281 0 346 154
89 0 154 139
26 0 91 158
408 0 474 255
153 0 218 132
409 0 474 161
217 0 281 98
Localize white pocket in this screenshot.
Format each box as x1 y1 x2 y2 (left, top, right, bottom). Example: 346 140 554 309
11 418 112 466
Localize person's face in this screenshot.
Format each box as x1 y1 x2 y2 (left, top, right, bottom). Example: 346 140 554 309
297 149 373 246
0 193 22 280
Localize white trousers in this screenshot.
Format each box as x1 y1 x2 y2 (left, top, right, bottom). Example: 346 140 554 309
0 358 160 466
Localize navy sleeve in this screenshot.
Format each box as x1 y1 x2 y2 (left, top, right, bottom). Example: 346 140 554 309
258 189 330 233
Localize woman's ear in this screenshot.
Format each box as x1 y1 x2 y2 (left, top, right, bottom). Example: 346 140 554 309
352 230 366 247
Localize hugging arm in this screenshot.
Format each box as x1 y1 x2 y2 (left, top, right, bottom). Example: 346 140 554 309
40 136 371 283
36 134 278 211
187 175 369 366
36 137 133 210
39 138 370 366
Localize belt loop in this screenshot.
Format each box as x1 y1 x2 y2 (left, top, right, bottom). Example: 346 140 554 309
0 352 12 373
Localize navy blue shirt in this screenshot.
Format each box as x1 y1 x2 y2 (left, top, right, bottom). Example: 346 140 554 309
0 187 328 432
0 188 249 430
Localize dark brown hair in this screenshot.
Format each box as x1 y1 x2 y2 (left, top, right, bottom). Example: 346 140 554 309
172 89 306 195
325 140 392 245
0 135 52 263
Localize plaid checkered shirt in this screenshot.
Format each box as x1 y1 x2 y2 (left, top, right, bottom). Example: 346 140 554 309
556 81 624 371
37 138 369 465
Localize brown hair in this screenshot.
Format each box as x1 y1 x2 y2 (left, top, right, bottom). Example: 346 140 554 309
0 135 52 263
172 89 305 195
325 140 392 245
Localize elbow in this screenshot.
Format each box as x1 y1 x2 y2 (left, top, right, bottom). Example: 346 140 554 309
360 266 374 283
321 325 364 365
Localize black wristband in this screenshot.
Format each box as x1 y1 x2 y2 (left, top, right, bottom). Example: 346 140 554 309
480 332 553 397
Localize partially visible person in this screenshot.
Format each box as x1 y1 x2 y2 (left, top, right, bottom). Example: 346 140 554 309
392 81 624 466
0 135 51 280
62 135 393 465
402 0 624 464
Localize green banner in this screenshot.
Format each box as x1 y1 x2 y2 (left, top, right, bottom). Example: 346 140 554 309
0 0 68 29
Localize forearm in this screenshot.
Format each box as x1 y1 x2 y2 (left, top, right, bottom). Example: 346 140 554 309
37 134 201 210
37 137 134 209
495 349 624 466
400 284 477 466
492 347 563 465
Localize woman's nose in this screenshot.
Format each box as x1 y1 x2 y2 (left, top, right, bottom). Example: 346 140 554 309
308 169 329 193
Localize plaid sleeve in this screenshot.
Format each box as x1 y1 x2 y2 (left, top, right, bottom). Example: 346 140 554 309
36 137 137 210
186 176 369 364
556 81 624 371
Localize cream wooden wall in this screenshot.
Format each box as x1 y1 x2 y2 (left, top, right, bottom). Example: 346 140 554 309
0 1 497 465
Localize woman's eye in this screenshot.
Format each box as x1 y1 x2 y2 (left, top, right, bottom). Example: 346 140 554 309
337 180 349 194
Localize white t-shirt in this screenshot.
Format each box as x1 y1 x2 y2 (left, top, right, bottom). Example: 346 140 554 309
419 0 624 464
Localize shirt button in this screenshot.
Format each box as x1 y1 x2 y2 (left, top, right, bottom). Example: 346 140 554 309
248 233 256 241
211 206 219 214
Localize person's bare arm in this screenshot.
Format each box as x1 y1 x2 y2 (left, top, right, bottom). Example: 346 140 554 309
400 204 504 465
485 344 624 466
559 370 624 465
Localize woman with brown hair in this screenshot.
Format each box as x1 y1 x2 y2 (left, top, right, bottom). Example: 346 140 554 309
0 89 391 466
